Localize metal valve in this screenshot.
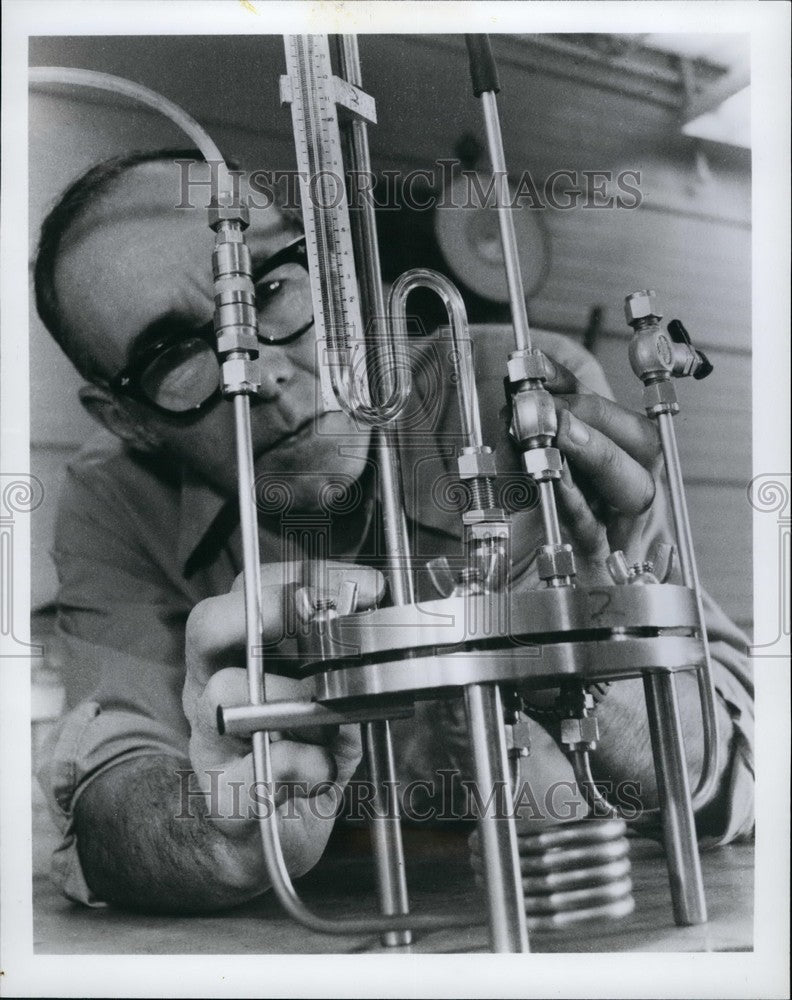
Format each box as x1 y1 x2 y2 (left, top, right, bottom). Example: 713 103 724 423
624 290 715 405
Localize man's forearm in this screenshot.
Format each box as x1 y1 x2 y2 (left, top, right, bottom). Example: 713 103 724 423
74 754 268 913
591 672 733 815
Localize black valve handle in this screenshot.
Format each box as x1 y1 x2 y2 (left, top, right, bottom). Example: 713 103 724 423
692 350 714 380
465 34 500 97
667 319 691 346
668 319 714 380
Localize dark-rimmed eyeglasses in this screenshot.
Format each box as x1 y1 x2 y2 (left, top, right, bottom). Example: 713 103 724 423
107 236 311 416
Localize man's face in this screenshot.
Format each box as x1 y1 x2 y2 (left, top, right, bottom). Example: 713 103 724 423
54 160 372 506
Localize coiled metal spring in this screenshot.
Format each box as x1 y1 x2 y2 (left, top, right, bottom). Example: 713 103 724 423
519 818 634 930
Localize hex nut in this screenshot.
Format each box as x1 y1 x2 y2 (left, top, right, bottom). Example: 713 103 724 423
462 516 510 538
507 349 552 383
537 542 576 579
560 715 600 747
215 329 259 355
221 358 260 394
522 447 563 480
624 289 661 325
456 449 498 480
208 198 250 229
642 379 679 415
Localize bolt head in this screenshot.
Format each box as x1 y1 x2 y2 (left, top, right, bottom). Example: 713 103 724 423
624 290 661 325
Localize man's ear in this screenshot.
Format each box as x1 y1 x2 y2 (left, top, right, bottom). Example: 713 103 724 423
78 384 163 453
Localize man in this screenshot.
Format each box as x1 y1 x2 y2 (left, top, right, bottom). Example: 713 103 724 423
35 150 753 914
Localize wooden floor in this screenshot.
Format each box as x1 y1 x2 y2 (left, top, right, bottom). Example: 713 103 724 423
33 822 753 955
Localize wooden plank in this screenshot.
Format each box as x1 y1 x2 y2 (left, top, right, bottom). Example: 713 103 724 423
532 206 751 352
30 36 750 223
684 482 754 631
591 340 752 480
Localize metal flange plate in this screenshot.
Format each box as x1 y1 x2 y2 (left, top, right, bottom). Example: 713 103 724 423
314 635 705 702
296 584 699 669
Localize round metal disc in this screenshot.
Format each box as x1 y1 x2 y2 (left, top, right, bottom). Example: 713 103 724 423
434 174 549 302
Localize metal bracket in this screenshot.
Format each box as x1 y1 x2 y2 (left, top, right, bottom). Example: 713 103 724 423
280 73 377 124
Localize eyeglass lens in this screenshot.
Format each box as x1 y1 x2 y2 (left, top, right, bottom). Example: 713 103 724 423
138 260 312 412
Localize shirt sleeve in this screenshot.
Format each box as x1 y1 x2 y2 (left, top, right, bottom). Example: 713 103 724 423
38 447 194 905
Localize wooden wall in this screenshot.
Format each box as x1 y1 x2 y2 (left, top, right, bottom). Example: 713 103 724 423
28 34 752 630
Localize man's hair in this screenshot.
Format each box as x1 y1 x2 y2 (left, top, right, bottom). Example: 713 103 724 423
33 148 301 383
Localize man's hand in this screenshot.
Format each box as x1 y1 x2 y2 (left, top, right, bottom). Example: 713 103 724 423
503 354 662 585
182 560 384 883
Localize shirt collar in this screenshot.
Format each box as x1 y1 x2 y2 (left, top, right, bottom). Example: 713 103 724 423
177 465 229 573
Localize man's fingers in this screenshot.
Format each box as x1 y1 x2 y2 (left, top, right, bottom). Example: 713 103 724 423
539 355 585 395
190 561 386 682
556 409 656 515
556 465 609 559
232 560 386 609
555 393 660 469
269 738 338 789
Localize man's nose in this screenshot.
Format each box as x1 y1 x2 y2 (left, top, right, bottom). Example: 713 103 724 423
255 346 297 401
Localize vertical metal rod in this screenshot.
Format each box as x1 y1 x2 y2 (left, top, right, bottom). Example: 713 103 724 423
472 54 568 577
364 720 411 947
234 394 266 705
480 91 531 354
539 480 562 546
657 412 719 809
464 683 529 952
335 33 413 942
642 671 707 926
377 432 415 607
657 414 700 589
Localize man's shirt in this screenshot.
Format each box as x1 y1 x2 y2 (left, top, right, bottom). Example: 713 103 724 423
38 327 754 904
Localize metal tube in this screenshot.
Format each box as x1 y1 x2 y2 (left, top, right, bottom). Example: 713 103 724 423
335 35 410 420
480 91 531 354
657 413 720 809
235 353 480 940
388 268 484 450
364 720 412 947
249 724 484 935
567 750 620 820
539 479 563 547
657 414 697 588
234 394 266 705
335 34 414 942
219 699 413 738
642 671 707 926
464 683 529 952
284 34 410 421
29 67 235 199
377 432 415 607
566 746 665 826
